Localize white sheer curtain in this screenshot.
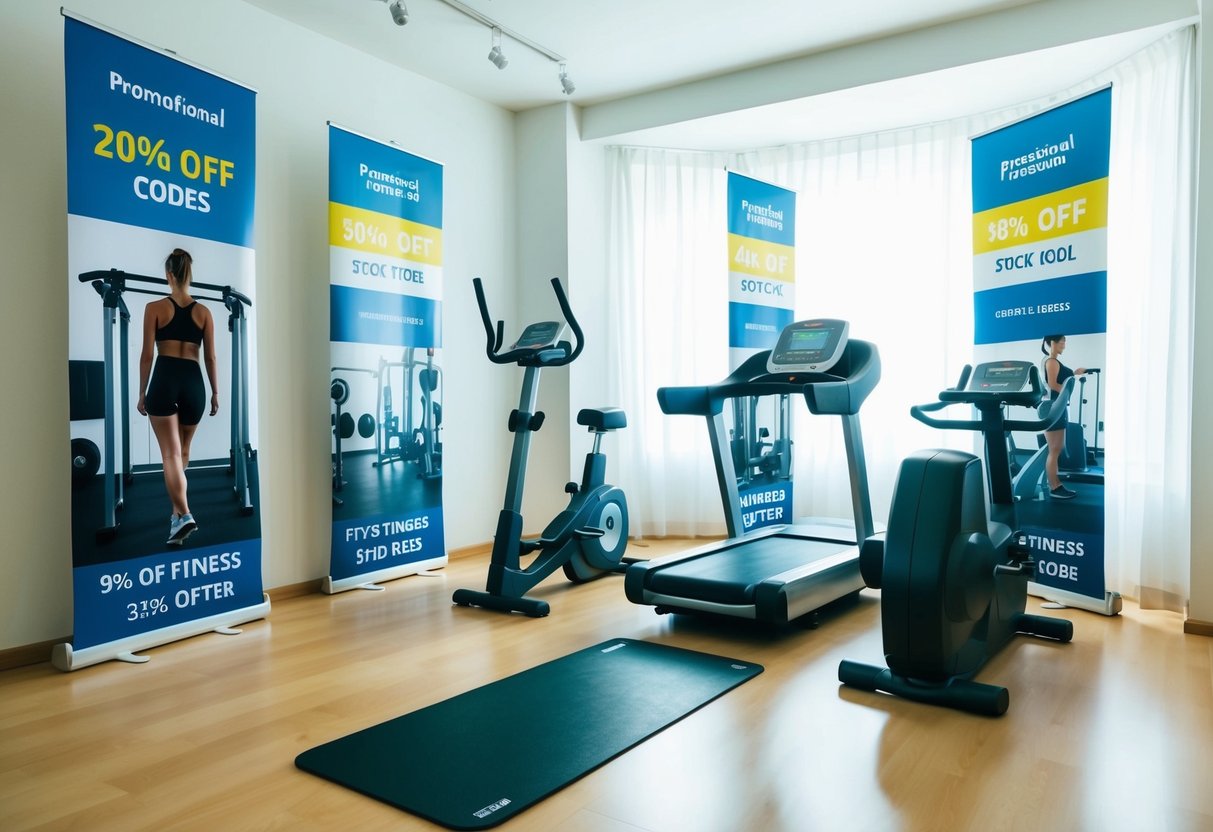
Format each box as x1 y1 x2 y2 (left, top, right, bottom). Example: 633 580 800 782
1098 29 1195 610
603 29 1194 610
603 148 734 537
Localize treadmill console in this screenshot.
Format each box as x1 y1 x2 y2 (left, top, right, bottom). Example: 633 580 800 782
512 321 563 350
767 319 849 374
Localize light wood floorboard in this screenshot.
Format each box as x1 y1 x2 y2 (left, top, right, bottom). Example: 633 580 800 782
2 539 1211 831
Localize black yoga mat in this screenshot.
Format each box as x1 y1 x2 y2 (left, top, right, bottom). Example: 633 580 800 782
296 638 763 829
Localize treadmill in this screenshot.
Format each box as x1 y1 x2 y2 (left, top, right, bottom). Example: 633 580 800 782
624 319 880 625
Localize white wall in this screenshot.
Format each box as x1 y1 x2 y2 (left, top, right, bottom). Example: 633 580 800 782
1191 6 1213 625
512 104 575 524
0 0 519 650
566 108 611 476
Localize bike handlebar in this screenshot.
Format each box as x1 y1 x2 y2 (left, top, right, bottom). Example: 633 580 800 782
472 276 585 367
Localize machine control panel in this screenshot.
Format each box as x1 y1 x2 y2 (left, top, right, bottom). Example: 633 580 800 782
512 321 563 350
767 318 849 374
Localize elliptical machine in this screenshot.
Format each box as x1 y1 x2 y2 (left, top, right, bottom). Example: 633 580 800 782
452 277 629 617
839 361 1075 716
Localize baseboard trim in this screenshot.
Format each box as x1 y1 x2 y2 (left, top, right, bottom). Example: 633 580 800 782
448 541 491 560
0 638 66 672
267 579 324 602
1184 618 1213 637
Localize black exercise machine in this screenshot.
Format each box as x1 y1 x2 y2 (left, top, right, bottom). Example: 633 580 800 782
838 360 1075 716
452 277 629 617
625 319 880 625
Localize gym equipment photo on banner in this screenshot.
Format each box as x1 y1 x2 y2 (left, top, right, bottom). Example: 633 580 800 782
70 268 259 566
328 343 443 517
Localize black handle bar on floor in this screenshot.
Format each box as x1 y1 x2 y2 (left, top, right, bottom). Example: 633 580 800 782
472 276 584 367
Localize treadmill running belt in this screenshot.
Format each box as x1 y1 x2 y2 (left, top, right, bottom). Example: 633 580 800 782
645 536 849 605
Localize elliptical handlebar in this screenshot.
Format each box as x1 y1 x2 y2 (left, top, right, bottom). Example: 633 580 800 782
472 276 585 367
910 364 1075 433
1005 375 1075 432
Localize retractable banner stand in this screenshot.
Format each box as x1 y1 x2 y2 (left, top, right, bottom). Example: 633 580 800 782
726 172 796 532
324 124 447 593
59 15 267 671
971 86 1120 615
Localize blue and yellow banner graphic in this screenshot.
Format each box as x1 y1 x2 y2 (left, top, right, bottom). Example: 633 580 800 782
325 125 447 591
726 172 796 531
727 173 796 357
971 86 1113 607
62 15 265 669
65 18 255 247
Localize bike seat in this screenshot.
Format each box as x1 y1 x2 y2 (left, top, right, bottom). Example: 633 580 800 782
577 407 627 431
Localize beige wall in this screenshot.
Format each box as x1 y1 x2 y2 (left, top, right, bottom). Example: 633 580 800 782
0 0 521 650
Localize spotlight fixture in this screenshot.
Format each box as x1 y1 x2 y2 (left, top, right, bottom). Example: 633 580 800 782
388 0 408 26
432 0 575 94
487 27 508 70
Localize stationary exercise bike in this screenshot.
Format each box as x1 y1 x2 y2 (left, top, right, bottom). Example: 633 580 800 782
839 361 1074 716
452 277 629 617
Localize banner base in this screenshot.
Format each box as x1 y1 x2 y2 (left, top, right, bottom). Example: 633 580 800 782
1029 582 1122 616
322 556 448 594
52 594 271 671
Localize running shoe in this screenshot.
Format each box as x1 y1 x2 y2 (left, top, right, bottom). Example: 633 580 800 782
168 512 198 544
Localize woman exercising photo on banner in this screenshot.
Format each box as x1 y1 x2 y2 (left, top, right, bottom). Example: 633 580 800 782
1041 334 1086 500
136 248 219 545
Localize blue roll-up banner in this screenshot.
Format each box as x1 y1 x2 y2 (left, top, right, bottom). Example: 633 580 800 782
971 86 1119 614
59 15 267 670
726 172 796 531
324 124 447 593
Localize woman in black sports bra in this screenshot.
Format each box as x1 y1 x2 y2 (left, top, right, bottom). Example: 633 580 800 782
1041 334 1087 500
136 249 219 545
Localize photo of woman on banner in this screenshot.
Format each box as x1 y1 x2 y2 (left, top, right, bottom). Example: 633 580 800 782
137 248 217 545
69 237 261 567
1041 334 1087 500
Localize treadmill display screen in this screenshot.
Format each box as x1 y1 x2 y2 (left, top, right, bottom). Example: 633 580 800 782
788 330 829 349
767 319 849 373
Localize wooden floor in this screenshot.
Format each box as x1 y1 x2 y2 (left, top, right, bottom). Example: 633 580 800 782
3 539 1212 832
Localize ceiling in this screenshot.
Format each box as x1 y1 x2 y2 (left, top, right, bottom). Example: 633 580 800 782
244 0 1043 110
244 0 1182 149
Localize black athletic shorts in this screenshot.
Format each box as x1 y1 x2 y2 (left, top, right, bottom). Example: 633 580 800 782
145 355 206 425
1038 400 1067 434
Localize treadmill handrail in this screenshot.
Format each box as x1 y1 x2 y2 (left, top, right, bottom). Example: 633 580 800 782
657 339 881 417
